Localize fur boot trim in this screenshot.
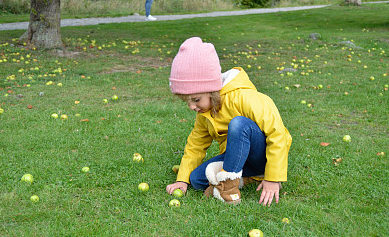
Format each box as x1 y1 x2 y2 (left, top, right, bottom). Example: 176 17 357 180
205 161 223 185
216 170 242 182
212 187 224 202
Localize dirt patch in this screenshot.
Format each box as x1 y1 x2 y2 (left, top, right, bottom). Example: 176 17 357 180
101 55 172 74
54 49 83 58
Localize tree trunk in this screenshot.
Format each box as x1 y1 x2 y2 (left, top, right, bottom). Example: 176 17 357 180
20 0 63 48
344 0 362 6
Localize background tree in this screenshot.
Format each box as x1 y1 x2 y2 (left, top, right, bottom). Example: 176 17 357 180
20 0 63 48
344 0 362 6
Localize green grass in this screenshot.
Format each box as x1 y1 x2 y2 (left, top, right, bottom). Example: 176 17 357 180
1 4 389 236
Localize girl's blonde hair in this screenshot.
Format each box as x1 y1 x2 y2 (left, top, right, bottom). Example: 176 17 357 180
176 91 221 116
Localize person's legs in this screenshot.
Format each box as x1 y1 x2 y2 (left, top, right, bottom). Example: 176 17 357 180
189 154 225 190
145 0 154 17
223 116 267 176
190 116 267 193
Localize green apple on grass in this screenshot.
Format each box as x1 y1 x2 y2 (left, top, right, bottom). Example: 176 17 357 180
82 167 90 172
172 165 180 173
51 113 59 119
169 199 181 207
30 195 39 202
172 189 184 198
343 135 351 142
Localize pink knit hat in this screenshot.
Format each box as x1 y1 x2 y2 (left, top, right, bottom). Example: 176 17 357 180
169 37 222 94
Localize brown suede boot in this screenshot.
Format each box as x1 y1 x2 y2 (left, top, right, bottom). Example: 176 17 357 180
214 178 241 204
203 162 242 205
240 175 264 188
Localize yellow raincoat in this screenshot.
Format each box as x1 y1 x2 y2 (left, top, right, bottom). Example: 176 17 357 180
176 67 292 184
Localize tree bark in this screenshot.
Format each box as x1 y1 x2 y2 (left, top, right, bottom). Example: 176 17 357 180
20 0 63 48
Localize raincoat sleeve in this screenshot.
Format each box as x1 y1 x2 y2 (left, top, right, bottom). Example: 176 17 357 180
176 115 214 184
239 90 292 182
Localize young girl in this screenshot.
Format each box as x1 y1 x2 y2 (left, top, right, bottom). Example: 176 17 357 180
166 37 292 206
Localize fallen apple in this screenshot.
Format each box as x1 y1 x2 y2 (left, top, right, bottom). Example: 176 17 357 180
60 114 68 120
138 182 149 192
112 95 118 101
169 199 181 207
103 99 108 104
172 189 184 198
51 113 59 119
172 165 180 173
21 174 34 184
133 153 144 162
82 167 90 172
282 217 290 224
0 108 4 114
248 229 264 237
30 195 39 202
342 135 351 142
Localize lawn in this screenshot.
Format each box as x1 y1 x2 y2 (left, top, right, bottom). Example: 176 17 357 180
0 3 388 237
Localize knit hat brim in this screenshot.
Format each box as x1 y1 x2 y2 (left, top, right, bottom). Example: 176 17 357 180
169 75 222 94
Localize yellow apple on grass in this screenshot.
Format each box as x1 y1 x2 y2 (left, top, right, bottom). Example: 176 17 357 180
60 114 68 120
138 183 149 192
248 229 264 237
282 217 290 224
0 108 4 114
82 167 90 172
51 113 59 119
133 153 144 162
21 174 34 184
112 95 118 101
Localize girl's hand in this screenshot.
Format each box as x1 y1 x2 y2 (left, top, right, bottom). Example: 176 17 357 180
256 180 281 206
166 181 188 195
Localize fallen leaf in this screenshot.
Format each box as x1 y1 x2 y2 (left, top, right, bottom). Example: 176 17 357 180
81 119 89 122
320 142 330 146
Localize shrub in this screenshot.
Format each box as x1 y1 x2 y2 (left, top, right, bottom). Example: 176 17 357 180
0 0 30 14
234 0 275 8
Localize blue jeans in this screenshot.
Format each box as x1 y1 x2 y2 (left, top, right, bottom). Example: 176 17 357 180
189 116 267 190
145 0 154 17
